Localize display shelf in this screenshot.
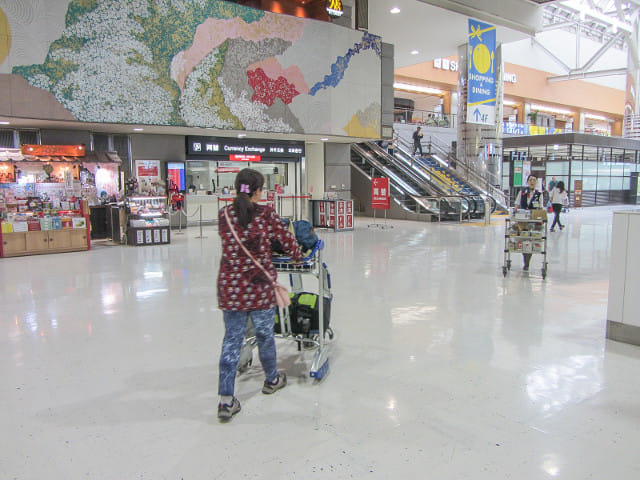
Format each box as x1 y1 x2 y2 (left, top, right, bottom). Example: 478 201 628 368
125 195 170 246
1 227 89 257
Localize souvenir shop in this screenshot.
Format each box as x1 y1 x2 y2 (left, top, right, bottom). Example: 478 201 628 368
0 145 120 257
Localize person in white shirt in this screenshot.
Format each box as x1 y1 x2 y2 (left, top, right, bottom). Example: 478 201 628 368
549 181 568 232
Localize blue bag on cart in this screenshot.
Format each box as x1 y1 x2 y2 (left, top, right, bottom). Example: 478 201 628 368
292 220 318 251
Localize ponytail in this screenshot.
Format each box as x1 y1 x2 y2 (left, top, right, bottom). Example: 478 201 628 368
232 168 265 228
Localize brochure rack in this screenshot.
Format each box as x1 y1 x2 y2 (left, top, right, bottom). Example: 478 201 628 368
503 214 548 279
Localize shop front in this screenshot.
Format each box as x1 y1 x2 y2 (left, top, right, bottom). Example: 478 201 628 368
503 133 640 207
0 145 121 257
183 136 307 223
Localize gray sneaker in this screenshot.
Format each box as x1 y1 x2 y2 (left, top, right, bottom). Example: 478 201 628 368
262 372 287 394
217 397 241 420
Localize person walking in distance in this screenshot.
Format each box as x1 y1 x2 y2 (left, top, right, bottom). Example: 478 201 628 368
549 181 568 232
216 168 302 420
412 126 424 157
514 174 542 271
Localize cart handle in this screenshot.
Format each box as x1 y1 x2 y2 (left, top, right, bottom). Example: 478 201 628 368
273 239 324 263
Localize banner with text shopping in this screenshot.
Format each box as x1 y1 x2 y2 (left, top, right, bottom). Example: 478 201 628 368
467 19 496 126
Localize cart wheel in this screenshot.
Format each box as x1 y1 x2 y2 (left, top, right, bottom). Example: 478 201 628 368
325 327 334 340
502 266 507 277
238 357 252 373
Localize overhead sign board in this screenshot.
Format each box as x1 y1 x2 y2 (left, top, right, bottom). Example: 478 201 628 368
187 136 304 159
467 19 496 126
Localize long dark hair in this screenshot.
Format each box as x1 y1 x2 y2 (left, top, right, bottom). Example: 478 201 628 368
556 181 565 193
233 168 264 228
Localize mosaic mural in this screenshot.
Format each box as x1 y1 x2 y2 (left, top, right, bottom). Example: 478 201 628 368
3 0 381 137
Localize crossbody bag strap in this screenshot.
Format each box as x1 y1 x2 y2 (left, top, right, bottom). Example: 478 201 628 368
223 206 276 285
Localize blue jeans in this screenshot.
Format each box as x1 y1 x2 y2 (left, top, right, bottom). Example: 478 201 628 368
218 308 278 396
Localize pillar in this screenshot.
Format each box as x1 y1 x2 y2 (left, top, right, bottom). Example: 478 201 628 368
456 43 503 185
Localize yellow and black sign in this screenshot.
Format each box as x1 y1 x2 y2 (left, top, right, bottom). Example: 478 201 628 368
326 0 344 18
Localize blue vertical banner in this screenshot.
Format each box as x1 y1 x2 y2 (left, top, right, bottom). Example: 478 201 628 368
467 19 496 126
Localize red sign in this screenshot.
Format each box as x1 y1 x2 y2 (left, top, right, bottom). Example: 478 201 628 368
229 154 261 162
22 144 85 157
371 177 390 210
137 165 159 176
215 166 241 173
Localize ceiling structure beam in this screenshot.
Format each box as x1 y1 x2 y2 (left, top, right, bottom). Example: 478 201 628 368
419 0 543 37
531 37 572 71
547 67 628 82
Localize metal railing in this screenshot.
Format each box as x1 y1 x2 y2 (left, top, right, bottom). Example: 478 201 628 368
396 134 508 211
394 107 457 129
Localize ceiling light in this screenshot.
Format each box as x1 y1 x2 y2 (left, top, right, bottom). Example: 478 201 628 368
133 127 144 131
0 121 9 125
530 104 572 116
321 138 328 141
410 50 419 55
503 99 518 107
390 7 400 14
584 113 609 121
237 133 246 138
394 82 443 95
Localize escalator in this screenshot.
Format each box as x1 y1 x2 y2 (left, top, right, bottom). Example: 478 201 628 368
406 134 509 213
351 142 475 220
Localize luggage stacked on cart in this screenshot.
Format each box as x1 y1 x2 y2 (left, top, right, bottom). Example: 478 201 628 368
275 291 331 337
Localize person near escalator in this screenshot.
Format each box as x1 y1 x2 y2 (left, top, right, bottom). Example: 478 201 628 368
514 174 542 271
412 126 423 157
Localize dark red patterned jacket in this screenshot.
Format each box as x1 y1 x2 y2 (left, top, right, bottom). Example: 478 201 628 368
217 204 302 311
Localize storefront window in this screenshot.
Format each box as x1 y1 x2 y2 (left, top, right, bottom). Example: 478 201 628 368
186 161 290 193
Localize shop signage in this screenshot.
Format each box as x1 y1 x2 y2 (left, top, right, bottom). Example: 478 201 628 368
136 160 160 177
230 154 261 162
467 19 496 126
371 177 390 210
187 136 304 159
434 58 459 72
434 57 516 83
21 144 86 157
574 180 583 207
326 0 343 17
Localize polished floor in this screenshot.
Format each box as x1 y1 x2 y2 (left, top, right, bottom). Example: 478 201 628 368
2 206 640 479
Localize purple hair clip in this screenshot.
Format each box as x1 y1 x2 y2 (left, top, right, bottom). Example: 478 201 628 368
240 184 251 194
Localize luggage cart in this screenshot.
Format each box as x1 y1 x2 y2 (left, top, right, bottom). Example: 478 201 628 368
503 214 548 279
237 240 333 380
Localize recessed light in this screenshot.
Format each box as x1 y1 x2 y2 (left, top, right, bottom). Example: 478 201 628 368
390 7 400 14
237 133 246 138
133 127 144 131
0 121 9 125
410 50 419 55
321 138 328 141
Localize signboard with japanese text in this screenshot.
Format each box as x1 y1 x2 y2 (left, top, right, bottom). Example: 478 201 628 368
371 177 390 210
467 19 496 126
187 136 304 159
229 154 261 162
